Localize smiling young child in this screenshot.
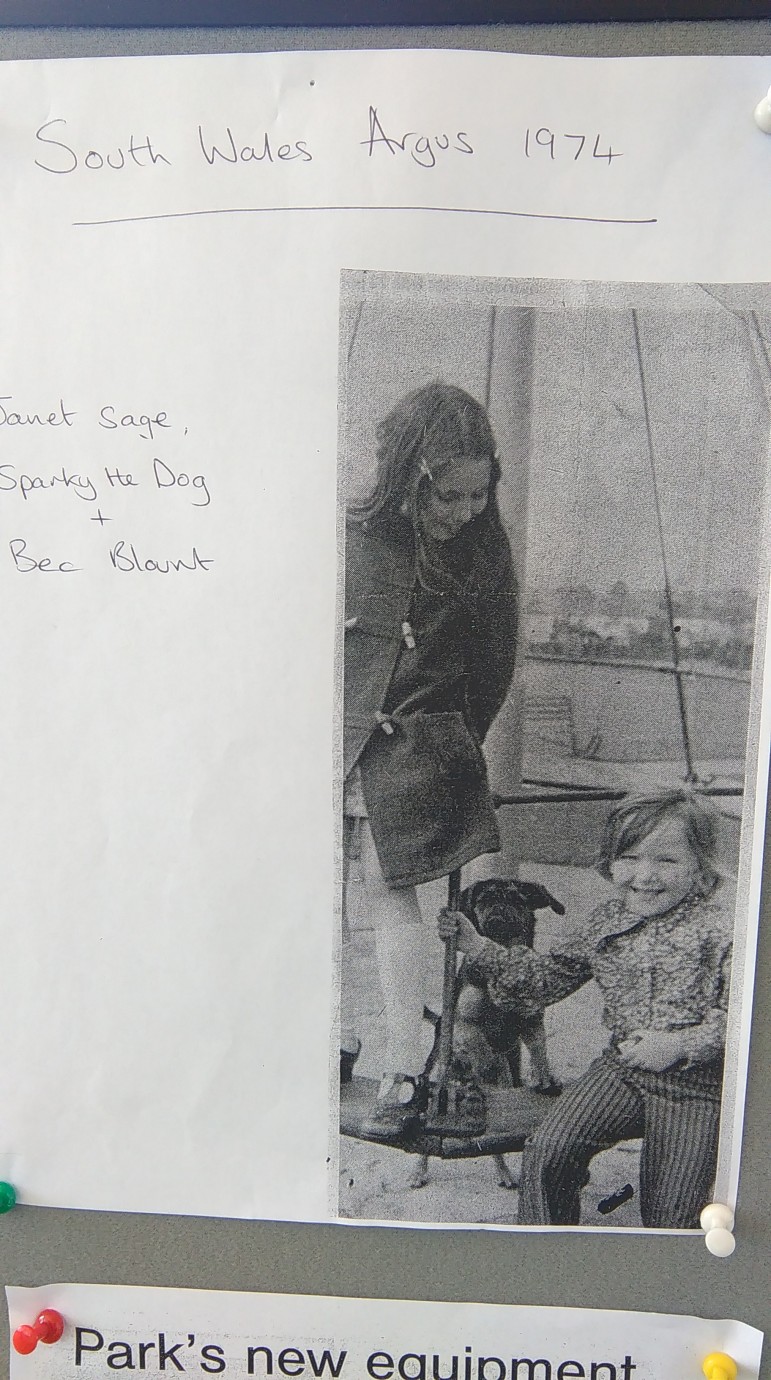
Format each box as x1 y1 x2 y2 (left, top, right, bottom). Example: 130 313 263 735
439 790 734 1227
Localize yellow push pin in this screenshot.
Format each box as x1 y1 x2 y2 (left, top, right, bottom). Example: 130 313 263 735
703 1354 738 1380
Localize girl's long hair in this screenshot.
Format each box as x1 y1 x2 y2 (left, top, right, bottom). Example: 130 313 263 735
348 382 505 595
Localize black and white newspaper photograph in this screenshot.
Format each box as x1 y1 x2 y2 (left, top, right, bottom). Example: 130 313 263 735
337 271 771 1231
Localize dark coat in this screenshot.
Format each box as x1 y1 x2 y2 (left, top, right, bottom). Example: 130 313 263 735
343 508 518 888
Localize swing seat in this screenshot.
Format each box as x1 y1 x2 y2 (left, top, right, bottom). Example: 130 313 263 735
340 1074 560 1158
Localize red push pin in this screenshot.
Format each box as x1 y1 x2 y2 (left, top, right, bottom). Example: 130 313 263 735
35 1311 65 1344
11 1326 38 1355
12 1309 65 1354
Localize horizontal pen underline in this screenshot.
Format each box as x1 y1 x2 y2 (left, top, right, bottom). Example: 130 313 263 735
73 203 657 228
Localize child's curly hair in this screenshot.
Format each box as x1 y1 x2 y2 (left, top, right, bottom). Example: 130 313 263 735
597 789 721 891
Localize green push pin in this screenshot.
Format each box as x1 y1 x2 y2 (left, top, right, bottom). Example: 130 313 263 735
0 1181 17 1213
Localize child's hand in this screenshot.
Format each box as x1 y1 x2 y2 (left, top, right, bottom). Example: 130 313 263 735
438 909 486 958
617 1029 688 1072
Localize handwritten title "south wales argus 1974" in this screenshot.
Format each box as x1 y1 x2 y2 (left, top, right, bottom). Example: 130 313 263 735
32 109 624 175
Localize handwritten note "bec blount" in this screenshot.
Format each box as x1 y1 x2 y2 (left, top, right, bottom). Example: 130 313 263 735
0 395 212 575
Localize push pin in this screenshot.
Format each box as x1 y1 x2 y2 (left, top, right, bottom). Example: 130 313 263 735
0 1181 16 1213
700 1202 736 1257
754 84 771 133
12 1309 65 1355
703 1354 738 1380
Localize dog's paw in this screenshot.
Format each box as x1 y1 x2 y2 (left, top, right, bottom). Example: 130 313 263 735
532 1078 563 1097
494 1156 518 1190
408 1159 430 1189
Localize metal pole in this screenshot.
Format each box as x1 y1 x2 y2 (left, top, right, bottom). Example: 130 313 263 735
630 309 697 782
492 785 742 808
434 868 462 1103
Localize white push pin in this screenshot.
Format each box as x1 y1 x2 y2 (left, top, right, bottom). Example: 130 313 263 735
754 84 771 133
700 1202 736 1257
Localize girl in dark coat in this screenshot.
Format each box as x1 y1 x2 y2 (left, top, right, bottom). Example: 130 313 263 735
343 382 518 1138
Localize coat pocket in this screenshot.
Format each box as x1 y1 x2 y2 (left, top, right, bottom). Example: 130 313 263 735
361 709 500 887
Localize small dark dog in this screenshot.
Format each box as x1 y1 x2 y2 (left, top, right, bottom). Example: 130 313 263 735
410 878 565 1191
453 877 565 1093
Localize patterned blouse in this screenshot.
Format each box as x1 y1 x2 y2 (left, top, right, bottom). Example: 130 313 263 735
464 887 733 1067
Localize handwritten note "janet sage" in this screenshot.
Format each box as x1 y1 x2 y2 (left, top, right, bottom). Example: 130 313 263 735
0 395 212 574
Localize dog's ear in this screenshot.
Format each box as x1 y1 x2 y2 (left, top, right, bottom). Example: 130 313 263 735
458 883 479 917
459 881 492 936
514 881 566 916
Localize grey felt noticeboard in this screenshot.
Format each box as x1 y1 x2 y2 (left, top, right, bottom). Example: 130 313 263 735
0 16 769 1375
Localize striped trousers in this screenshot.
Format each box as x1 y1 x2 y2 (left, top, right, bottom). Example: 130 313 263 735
518 1050 722 1228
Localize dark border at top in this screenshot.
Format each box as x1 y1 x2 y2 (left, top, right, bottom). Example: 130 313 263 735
0 0 770 25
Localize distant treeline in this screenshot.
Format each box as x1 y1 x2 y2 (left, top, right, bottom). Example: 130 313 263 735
525 585 755 671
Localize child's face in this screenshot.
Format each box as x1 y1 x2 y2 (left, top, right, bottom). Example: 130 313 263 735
610 817 701 918
418 456 491 542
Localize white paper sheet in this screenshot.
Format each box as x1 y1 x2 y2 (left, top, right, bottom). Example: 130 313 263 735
4 1286 765 1380
0 49 769 1226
